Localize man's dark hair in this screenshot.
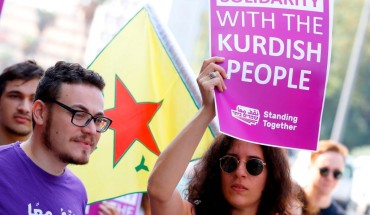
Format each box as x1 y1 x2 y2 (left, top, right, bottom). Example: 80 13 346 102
34 61 105 102
0 60 44 96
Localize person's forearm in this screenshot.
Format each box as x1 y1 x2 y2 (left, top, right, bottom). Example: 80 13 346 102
148 106 214 202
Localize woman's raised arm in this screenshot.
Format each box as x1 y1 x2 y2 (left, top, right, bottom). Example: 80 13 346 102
147 57 226 215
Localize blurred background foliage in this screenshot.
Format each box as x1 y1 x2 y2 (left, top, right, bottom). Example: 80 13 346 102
321 0 370 151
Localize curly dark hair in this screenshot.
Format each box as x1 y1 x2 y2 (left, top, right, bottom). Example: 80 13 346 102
34 61 105 102
186 134 294 215
32 61 105 128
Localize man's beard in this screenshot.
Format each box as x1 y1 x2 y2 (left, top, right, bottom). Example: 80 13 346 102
42 112 89 165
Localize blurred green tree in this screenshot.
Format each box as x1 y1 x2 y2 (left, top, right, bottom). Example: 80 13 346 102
321 0 370 152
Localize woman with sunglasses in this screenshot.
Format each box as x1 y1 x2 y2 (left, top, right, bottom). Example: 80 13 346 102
304 140 348 215
148 57 295 215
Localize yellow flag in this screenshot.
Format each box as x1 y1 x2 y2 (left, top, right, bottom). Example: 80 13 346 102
70 5 216 204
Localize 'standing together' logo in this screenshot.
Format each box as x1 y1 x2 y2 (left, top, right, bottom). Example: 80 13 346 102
231 105 260 126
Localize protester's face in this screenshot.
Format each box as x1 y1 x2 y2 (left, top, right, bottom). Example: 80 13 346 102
221 140 267 212
309 151 345 195
0 79 39 141
43 83 104 165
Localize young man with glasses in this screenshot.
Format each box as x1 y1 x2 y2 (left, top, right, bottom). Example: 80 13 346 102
304 139 348 215
0 61 112 214
0 60 44 145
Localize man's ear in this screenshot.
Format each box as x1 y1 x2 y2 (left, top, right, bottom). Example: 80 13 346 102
32 100 48 125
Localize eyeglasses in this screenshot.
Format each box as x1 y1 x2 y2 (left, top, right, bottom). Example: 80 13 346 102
51 99 112 133
319 167 342 180
219 155 266 176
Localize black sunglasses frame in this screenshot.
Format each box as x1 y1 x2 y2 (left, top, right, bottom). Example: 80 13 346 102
319 167 343 180
219 155 266 176
50 99 112 133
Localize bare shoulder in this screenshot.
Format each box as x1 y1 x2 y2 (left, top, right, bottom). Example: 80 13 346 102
150 193 195 215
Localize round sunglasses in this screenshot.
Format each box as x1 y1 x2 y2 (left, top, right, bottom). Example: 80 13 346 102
219 155 266 176
319 167 342 180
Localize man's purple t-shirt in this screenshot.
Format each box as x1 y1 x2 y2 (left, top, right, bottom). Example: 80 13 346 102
0 142 87 214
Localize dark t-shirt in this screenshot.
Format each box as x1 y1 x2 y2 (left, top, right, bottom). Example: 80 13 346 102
319 200 346 215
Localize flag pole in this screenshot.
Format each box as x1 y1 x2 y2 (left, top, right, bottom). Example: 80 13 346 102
146 4 220 135
330 0 370 141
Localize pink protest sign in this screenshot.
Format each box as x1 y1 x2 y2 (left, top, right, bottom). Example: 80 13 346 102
86 193 142 215
0 0 4 15
210 0 333 150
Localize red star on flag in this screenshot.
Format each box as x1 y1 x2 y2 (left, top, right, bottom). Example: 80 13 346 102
105 77 162 165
